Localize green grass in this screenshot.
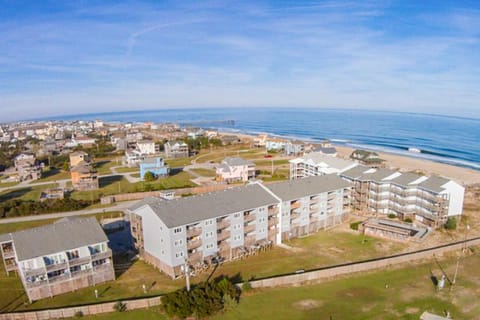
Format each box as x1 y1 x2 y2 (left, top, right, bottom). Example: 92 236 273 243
190 168 216 177
76 252 480 320
36 168 71 182
0 181 20 188
164 158 192 168
0 183 58 202
114 167 139 173
253 159 290 166
94 160 117 175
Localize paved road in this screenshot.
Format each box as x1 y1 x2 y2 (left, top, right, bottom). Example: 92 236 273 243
0 200 137 224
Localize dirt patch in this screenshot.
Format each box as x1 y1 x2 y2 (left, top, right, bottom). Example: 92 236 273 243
293 299 323 310
329 247 344 253
405 307 419 314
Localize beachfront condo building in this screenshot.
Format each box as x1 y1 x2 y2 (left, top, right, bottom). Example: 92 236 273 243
289 152 358 179
340 165 465 226
128 175 351 278
0 217 115 302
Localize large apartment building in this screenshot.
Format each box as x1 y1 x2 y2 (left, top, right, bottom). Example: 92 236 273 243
289 152 358 179
128 175 350 278
0 217 115 301
340 165 465 226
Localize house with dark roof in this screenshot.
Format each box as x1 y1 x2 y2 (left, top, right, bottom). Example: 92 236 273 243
128 174 351 278
0 217 114 301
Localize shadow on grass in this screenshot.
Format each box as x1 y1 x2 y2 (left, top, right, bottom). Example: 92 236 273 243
41 168 62 179
169 168 184 176
0 187 32 202
0 290 28 313
99 175 123 188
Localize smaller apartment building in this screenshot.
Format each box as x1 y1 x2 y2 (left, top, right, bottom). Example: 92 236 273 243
289 152 358 179
341 165 464 226
0 217 114 301
129 175 350 278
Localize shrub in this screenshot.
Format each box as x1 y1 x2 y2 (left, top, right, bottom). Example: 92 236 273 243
387 214 396 219
143 171 156 182
113 301 127 312
445 217 457 230
74 311 84 318
404 218 413 223
350 221 361 230
242 280 252 292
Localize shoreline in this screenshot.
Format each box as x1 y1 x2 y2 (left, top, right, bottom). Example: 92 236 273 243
224 131 480 185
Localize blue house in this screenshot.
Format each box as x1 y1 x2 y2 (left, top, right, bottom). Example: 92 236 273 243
139 157 169 180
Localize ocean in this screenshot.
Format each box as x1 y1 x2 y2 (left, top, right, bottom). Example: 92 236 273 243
50 108 480 170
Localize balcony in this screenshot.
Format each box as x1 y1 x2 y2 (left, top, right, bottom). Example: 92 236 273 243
46 261 68 273
187 227 202 237
5 261 17 272
93 262 112 273
268 218 276 227
188 251 203 262
244 235 256 247
290 201 301 209
268 207 279 216
48 273 71 284
2 250 15 259
244 223 256 235
244 214 256 223
24 267 46 277
217 230 231 241
187 239 202 250
91 249 112 262
69 256 92 267
216 219 230 230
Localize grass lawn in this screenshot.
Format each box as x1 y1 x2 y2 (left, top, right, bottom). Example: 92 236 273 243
0 183 58 202
190 168 216 177
36 168 70 182
114 167 139 173
0 181 20 188
77 251 480 320
164 158 192 168
253 159 290 166
94 160 117 175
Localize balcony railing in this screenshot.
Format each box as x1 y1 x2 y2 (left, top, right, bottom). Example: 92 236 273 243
24 267 46 277
244 224 255 234
217 230 231 241
244 214 256 223
268 207 279 216
187 227 202 237
91 249 112 262
187 239 202 250
216 219 230 230
188 251 203 262
46 261 68 273
69 256 92 267
2 250 15 259
290 202 301 209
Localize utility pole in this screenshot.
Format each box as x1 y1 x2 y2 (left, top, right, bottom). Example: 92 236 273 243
451 224 470 290
184 258 190 291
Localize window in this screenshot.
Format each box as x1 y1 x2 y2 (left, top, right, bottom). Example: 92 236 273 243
205 231 214 238
174 227 182 234
161 250 165 255
175 252 184 258
233 235 241 241
174 239 184 247
206 243 214 249
259 207 265 212
233 213 241 218
233 224 241 230
205 219 213 226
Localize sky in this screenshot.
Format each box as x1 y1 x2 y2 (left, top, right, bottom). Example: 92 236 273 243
0 0 479 121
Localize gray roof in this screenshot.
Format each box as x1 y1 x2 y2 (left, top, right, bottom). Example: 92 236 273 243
130 184 279 228
141 157 164 165
267 174 351 201
2 217 108 261
418 176 449 193
389 172 422 187
222 157 254 167
297 152 357 171
314 146 337 154
340 165 370 179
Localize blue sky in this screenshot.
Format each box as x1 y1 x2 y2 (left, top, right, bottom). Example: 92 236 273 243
0 0 479 121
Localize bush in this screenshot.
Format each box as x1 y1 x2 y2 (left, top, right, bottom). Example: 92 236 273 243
113 301 127 312
445 217 457 230
404 218 413 223
143 171 156 182
387 214 396 219
162 278 240 319
350 221 361 231
242 280 252 292
74 311 84 317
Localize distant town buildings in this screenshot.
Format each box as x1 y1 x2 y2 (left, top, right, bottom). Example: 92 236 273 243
128 174 350 278
70 151 98 191
0 217 115 302
216 157 256 183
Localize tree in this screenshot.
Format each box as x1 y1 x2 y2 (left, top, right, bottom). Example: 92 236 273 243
143 171 156 182
445 217 457 230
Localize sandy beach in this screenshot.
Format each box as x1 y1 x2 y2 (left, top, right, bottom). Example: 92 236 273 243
226 132 480 186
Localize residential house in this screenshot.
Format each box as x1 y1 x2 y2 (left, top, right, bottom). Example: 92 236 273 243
216 157 256 183
220 135 241 145
124 150 145 167
350 149 385 167
14 154 41 181
40 188 65 201
140 157 169 181
289 152 358 179
266 137 287 152
284 140 305 156
71 161 98 191
69 151 90 167
128 174 350 278
341 165 465 226
312 146 338 157
164 141 189 159
136 140 157 155
0 217 115 302
253 134 268 147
